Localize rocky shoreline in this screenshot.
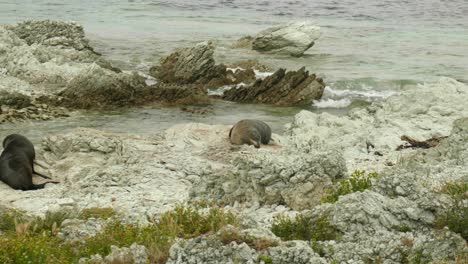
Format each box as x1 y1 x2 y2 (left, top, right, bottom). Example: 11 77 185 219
0 20 467 264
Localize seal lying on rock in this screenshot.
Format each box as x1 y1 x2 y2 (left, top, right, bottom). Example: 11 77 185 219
229 120 271 148
0 134 58 190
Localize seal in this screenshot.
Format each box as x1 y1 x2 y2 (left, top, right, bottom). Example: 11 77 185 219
0 134 58 190
229 119 272 148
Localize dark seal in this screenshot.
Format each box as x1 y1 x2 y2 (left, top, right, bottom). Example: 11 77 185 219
0 134 58 190
229 119 272 148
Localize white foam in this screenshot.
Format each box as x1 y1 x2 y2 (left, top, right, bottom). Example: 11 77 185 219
313 98 352 108
313 86 399 108
226 67 244 72
254 70 274 79
207 83 246 96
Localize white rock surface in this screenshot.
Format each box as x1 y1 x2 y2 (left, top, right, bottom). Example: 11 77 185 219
252 21 321 56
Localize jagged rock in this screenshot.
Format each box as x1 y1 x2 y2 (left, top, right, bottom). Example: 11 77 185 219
166 231 327 264
144 82 210 105
222 67 325 106
58 218 105 243
227 59 270 72
104 244 148 264
149 41 222 85
252 22 321 56
266 241 327 264
9 20 94 52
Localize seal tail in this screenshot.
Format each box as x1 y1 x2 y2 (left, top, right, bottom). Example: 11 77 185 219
31 181 59 190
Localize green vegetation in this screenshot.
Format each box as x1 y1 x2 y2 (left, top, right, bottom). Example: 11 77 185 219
271 212 339 242
0 205 238 264
434 181 468 240
321 170 379 204
258 255 273 263
79 207 116 220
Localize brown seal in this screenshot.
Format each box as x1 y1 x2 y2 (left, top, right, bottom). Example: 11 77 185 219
0 134 58 190
229 119 272 148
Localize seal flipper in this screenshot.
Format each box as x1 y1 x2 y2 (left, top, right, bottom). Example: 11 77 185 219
30 181 59 190
33 170 51 179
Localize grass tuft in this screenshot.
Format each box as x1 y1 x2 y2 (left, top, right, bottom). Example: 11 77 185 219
321 170 378 204
434 181 468 240
271 212 339 242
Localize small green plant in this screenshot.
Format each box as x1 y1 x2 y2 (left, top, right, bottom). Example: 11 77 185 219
0 209 25 233
258 255 273 263
393 224 412 233
321 170 379 204
434 181 468 240
79 207 116 220
271 212 339 241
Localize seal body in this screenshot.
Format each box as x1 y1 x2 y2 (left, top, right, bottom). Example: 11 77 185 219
229 119 271 148
0 134 57 190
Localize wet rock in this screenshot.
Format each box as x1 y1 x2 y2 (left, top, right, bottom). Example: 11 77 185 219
149 41 222 85
222 67 325 106
252 21 321 56
0 90 31 109
231 35 253 49
59 63 147 109
142 82 210 105
9 20 94 52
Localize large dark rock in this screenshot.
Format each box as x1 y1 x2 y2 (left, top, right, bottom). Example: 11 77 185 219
59 64 147 109
222 67 325 106
149 41 223 85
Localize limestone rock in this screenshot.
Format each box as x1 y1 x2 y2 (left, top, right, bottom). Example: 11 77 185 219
191 133 346 210
222 67 325 106
252 22 321 56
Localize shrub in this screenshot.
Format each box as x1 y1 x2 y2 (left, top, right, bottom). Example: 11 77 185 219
321 170 379 204
0 205 238 264
271 212 339 241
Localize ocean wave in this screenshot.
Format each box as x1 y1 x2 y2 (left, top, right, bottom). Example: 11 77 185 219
313 86 398 108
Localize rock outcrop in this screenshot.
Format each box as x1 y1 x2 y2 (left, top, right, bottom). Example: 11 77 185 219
222 67 325 106
252 22 321 57
0 20 151 112
149 41 220 85
149 41 258 89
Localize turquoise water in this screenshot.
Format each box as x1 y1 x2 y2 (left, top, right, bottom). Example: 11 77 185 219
0 0 467 139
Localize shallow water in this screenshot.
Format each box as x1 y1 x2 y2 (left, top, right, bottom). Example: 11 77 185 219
0 0 467 138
